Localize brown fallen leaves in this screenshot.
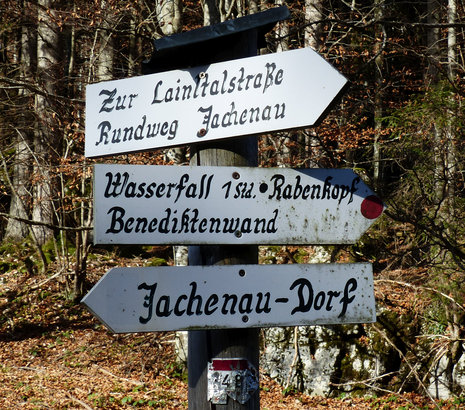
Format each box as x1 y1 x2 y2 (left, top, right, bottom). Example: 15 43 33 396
0 322 457 409
0 258 459 409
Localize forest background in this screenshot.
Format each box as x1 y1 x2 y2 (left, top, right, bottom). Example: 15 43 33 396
1 0 465 408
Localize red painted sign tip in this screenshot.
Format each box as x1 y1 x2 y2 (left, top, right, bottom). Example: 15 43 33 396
361 195 384 220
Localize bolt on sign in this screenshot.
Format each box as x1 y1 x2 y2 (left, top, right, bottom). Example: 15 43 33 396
84 47 347 158
81 263 376 333
92 164 384 245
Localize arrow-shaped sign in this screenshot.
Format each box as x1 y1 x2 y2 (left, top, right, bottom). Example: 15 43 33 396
85 47 347 158
93 164 384 245
82 263 376 333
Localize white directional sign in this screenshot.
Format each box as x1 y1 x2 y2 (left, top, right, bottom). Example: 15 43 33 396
93 164 384 245
85 47 347 158
82 263 376 333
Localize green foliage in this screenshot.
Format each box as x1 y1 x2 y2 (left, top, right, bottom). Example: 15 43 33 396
282 386 298 397
145 257 168 267
41 238 57 264
0 240 37 273
453 395 465 405
371 394 405 409
292 248 309 264
165 362 188 383
88 392 107 407
422 300 450 336
380 81 465 279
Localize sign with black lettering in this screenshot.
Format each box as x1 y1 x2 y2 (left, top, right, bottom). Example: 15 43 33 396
84 47 347 158
81 263 376 333
93 164 384 245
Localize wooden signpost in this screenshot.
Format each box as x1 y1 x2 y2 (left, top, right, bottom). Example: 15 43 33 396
83 6 383 409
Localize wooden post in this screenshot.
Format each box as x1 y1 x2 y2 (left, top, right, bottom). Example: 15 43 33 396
188 136 259 409
141 8 290 409
187 27 260 409
185 25 269 410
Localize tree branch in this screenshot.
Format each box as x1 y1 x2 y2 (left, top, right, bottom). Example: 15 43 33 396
0 212 92 232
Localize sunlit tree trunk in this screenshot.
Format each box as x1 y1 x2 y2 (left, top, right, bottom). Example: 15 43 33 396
96 0 114 81
203 0 220 25
248 0 260 14
155 0 183 163
276 0 288 52
301 0 324 167
305 0 322 50
272 0 291 166
427 0 456 219
156 0 187 266
33 0 60 245
373 0 385 189
442 0 463 395
426 0 464 396
156 0 182 36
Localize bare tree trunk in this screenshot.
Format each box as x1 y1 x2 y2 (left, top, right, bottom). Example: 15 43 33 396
427 1 444 202
154 0 187 266
442 0 463 394
299 0 325 166
442 0 457 211
248 0 260 14
276 0 289 52
427 0 455 213
426 0 440 84
157 0 184 166
128 16 138 77
96 0 114 82
373 0 385 190
272 0 291 166
426 0 464 396
203 0 221 25
4 2 34 241
305 0 322 51
156 0 182 36
447 0 457 82
33 0 60 245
